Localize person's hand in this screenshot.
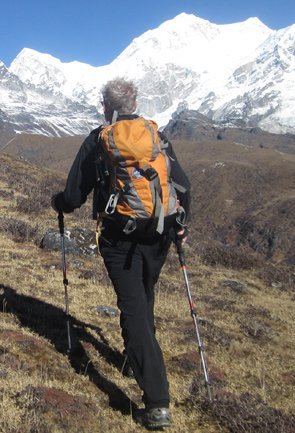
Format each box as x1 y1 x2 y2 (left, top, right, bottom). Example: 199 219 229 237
176 226 188 244
51 192 64 213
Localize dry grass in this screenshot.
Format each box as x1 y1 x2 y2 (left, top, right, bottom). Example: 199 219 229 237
0 152 294 433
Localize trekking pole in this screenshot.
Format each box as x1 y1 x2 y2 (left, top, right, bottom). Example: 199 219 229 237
58 211 72 354
175 237 212 402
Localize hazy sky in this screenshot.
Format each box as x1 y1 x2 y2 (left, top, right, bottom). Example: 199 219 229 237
1 0 294 67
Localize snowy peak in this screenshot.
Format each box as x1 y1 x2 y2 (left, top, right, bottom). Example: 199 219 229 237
115 12 273 74
0 61 9 79
10 48 65 90
157 13 270 35
11 47 61 66
9 47 111 105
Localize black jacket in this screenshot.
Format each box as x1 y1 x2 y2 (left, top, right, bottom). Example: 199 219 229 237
59 115 191 220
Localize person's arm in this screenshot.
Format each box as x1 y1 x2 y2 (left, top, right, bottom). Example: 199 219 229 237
159 132 191 220
159 131 191 242
52 127 102 213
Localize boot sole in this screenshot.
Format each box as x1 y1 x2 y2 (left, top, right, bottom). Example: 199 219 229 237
144 420 170 429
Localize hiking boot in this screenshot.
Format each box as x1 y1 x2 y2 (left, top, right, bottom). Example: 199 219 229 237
137 407 171 430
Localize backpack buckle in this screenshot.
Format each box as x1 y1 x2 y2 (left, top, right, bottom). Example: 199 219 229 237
142 166 158 181
121 183 131 194
105 193 119 215
123 216 137 234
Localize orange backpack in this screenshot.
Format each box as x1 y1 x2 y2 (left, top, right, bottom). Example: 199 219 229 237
99 117 179 234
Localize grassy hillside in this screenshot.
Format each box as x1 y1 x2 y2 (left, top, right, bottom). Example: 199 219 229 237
0 134 84 172
173 138 295 272
0 150 294 433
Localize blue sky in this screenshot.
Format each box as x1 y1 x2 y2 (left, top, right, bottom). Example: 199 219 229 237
1 0 294 67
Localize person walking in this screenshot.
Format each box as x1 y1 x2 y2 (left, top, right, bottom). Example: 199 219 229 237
51 77 191 429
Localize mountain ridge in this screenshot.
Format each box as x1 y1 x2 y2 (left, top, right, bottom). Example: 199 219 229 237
1 13 295 136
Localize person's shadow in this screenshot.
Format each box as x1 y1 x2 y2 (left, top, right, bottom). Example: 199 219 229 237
0 283 137 415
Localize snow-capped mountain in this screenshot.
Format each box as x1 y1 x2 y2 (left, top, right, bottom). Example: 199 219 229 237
0 58 103 136
1 13 295 136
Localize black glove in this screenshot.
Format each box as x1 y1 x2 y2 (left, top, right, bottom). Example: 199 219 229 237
51 192 65 213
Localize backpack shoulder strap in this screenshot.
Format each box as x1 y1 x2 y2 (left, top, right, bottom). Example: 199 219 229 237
94 125 110 185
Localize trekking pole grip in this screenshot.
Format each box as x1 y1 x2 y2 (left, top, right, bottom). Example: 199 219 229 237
58 211 64 235
175 237 186 267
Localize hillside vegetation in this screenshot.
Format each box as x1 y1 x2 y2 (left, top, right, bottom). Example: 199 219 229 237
0 139 294 433
174 138 295 271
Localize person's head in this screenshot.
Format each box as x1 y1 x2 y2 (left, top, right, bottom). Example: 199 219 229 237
101 77 138 123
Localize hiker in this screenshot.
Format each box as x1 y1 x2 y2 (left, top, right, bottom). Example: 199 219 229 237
51 77 191 429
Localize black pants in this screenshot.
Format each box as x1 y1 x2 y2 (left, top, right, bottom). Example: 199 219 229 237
99 226 172 409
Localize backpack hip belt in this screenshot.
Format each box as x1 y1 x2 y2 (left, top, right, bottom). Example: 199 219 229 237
102 213 178 236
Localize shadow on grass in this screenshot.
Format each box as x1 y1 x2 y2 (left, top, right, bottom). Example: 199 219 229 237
0 283 137 415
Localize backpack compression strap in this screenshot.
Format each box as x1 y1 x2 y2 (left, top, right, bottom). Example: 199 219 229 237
141 164 164 234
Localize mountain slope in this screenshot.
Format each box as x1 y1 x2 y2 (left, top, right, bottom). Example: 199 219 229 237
163 109 295 154
0 150 294 433
0 58 103 136
203 24 295 133
1 120 294 267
